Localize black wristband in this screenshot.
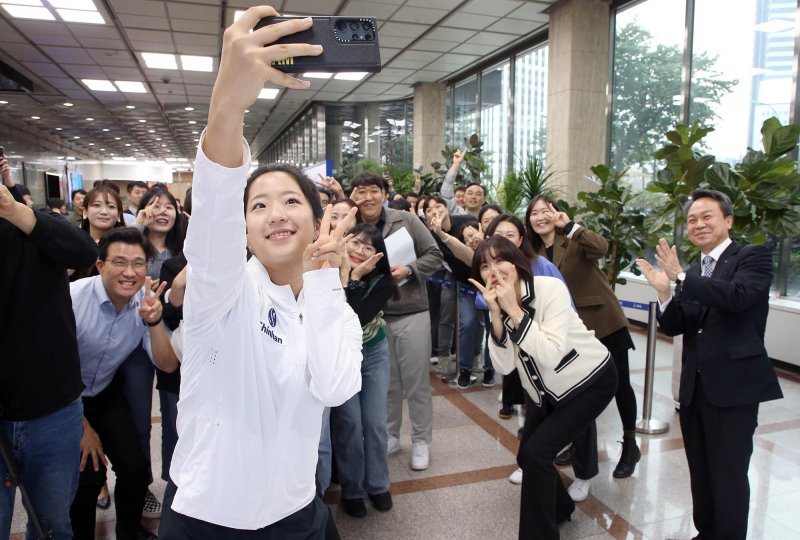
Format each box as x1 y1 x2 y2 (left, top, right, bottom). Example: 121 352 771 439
144 316 162 327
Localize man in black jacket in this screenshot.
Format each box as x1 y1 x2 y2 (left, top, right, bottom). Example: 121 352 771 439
0 166 98 539
637 189 782 540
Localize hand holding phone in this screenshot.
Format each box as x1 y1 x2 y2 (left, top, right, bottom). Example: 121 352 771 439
254 16 381 73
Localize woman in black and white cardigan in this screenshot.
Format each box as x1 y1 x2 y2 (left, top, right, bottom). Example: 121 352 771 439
469 236 617 540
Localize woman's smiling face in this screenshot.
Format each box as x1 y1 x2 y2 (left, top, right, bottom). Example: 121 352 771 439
245 171 317 268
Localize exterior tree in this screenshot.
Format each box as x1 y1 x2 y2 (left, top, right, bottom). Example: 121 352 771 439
611 22 737 174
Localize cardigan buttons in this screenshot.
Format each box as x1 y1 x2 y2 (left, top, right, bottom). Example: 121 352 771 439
533 375 538 380
698 329 703 334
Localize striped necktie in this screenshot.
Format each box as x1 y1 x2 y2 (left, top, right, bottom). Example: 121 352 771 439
701 255 715 278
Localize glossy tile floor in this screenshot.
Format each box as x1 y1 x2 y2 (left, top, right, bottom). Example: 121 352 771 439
9 327 800 539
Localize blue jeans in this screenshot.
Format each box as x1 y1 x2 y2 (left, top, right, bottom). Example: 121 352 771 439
159 389 179 482
331 338 390 498
119 342 155 484
315 407 332 497
0 398 83 540
458 286 489 371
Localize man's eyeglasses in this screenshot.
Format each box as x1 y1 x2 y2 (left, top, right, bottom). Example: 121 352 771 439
106 258 147 272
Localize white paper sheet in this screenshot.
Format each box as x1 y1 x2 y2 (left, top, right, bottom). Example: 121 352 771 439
384 227 416 286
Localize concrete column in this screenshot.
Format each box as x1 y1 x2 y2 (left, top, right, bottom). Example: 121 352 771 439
412 82 447 173
546 0 611 201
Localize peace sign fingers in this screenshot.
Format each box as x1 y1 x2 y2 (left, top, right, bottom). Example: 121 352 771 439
318 203 333 238
468 278 487 295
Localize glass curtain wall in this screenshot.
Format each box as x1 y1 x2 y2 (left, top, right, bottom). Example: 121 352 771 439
513 46 549 167
444 42 549 187
480 62 510 183
610 0 800 299
262 106 322 167
610 0 685 189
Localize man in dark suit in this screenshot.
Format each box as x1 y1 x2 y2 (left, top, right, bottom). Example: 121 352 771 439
636 189 782 540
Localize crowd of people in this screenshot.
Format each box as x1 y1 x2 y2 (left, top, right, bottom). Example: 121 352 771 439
0 7 782 540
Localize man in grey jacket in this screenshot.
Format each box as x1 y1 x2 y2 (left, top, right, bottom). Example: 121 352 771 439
350 172 443 471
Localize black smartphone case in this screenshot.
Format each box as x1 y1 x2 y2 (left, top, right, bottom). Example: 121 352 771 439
254 16 381 73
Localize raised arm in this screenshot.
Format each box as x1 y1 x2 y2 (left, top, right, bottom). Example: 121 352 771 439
440 150 464 215
1 183 97 268
184 7 323 330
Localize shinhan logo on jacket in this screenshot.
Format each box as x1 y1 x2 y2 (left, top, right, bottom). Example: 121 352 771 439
260 308 283 344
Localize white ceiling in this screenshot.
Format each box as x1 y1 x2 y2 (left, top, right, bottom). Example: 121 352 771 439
0 0 553 163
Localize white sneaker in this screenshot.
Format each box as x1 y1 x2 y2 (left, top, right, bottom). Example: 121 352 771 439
508 467 523 485
568 478 591 502
430 356 439 365
387 435 400 456
410 441 429 470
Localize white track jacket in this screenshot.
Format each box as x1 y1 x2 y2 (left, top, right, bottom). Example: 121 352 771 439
168 138 362 529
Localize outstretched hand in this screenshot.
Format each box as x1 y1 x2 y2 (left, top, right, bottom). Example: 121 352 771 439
304 204 358 272
206 6 323 167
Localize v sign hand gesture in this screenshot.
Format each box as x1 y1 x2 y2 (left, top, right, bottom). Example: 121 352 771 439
140 277 168 325
304 204 358 272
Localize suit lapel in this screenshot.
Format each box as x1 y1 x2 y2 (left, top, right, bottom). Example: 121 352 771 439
711 241 740 279
552 235 568 268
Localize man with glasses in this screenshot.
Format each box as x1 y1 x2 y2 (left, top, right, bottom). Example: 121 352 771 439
69 227 179 540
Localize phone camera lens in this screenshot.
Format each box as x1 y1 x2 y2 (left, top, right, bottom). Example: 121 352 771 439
362 21 371 31
336 21 347 31
352 33 359 40
349 22 358 31
364 33 373 41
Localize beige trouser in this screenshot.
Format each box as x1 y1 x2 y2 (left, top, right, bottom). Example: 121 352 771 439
385 311 433 444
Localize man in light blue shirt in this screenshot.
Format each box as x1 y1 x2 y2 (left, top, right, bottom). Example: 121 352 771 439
69 227 178 540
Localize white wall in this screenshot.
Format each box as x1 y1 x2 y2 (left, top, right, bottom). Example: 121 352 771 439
73 161 175 183
615 272 800 367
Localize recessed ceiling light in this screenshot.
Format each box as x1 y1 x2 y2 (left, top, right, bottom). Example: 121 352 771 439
49 0 96 9
155 138 162 141
142 52 177 70
188 120 196 124
116 81 147 93
194 139 199 142
184 106 194 111
138 119 147 123
161 144 167 147
63 102 73 107
100 148 105 151
67 156 76 160
126 105 136 109
258 88 279 100
102 128 109 132
86 117 94 121
57 8 104 24
2 5 55 20
30 116 39 119
73 136 80 139
88 143 94 146
334 72 368 81
82 79 116 91
192 131 198 134
304 72 333 79
125 143 131 146
55 127 63 130
180 55 213 72
148 129 155 133
0 100 7 104
114 137 121 140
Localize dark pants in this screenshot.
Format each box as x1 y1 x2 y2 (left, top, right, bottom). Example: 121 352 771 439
159 481 329 540
570 331 636 477
69 376 148 540
518 364 617 540
680 376 758 540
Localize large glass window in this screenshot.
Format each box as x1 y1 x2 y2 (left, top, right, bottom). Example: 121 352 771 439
480 62 510 183
691 0 796 162
453 76 478 148
610 0 685 187
513 45 548 171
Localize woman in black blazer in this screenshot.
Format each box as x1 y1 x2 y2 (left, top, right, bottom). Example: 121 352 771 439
470 237 617 540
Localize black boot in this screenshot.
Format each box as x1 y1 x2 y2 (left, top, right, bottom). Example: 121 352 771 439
613 435 641 478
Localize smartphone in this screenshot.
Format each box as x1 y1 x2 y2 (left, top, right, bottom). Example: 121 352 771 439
253 16 381 73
